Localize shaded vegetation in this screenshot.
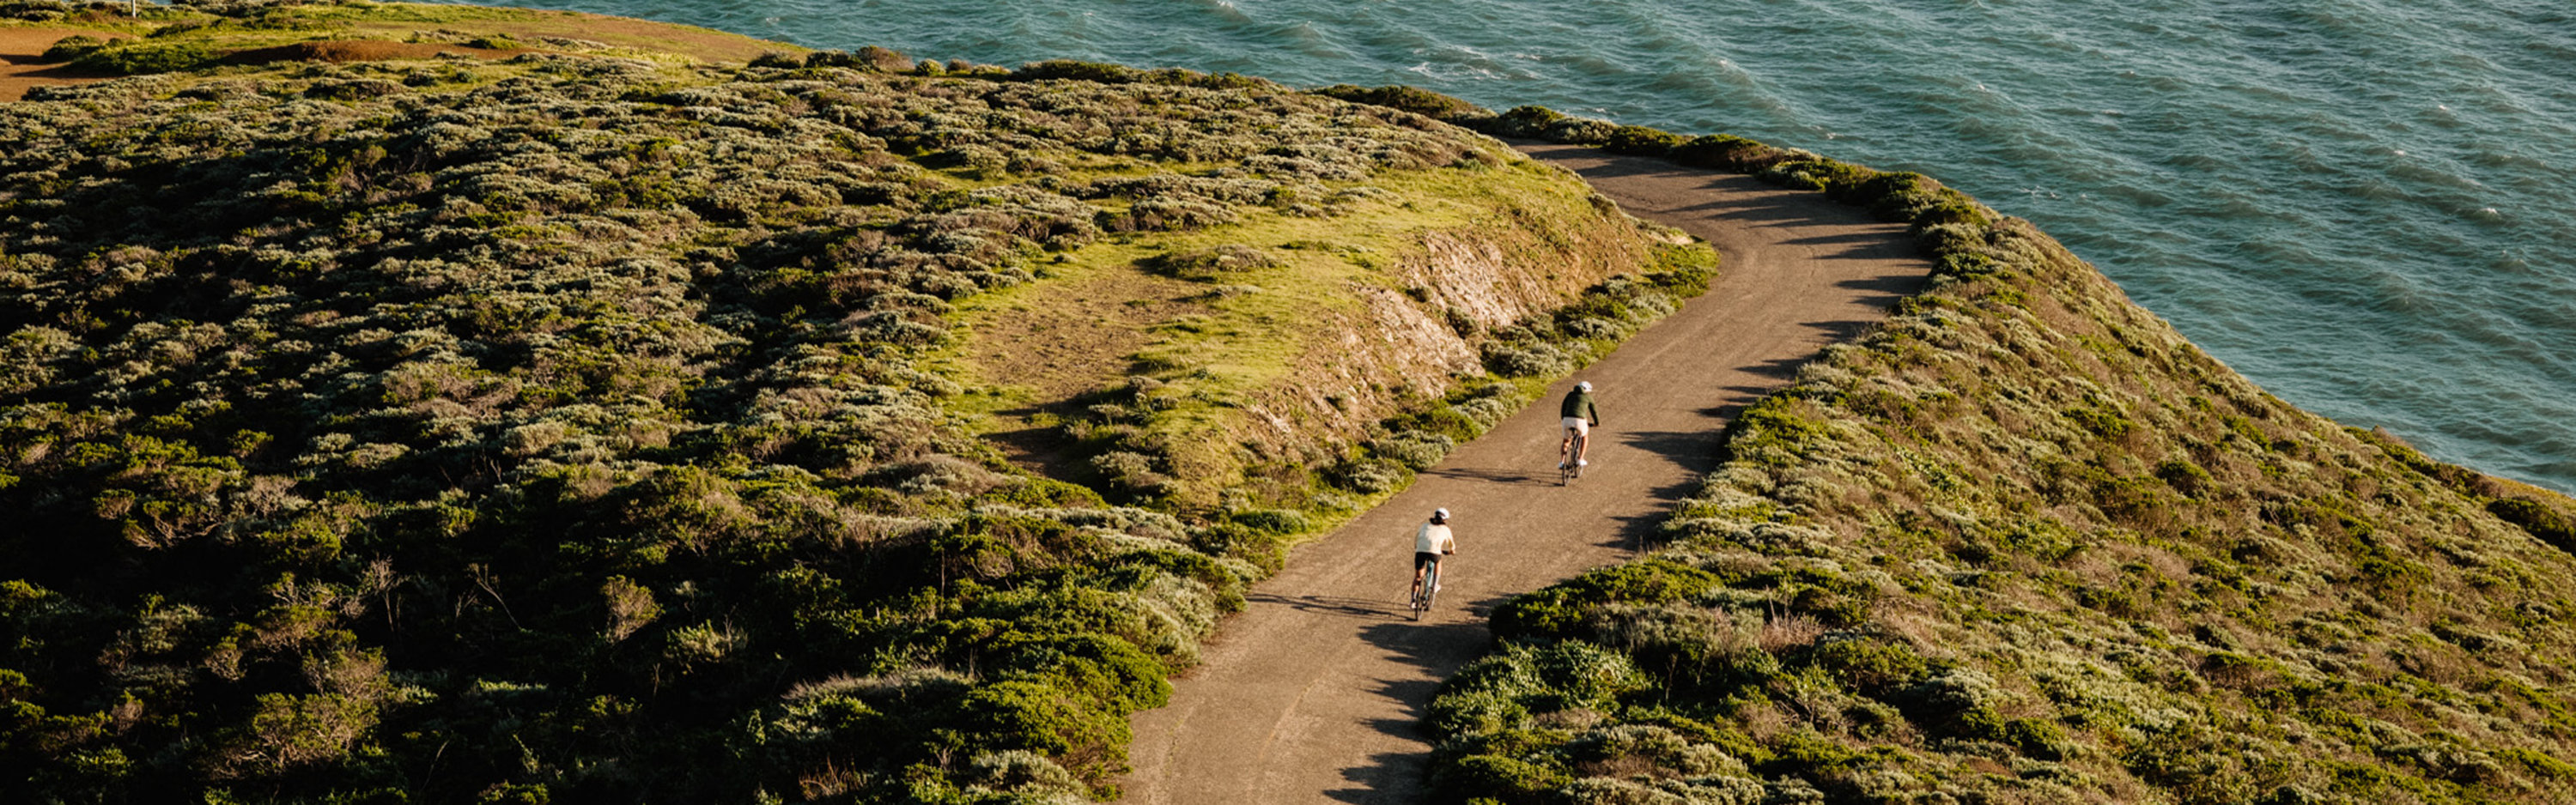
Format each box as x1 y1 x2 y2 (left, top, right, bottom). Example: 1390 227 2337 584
1346 95 2576 804
0 15 1712 804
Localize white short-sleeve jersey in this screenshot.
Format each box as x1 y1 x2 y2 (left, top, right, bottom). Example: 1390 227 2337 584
1415 523 1455 554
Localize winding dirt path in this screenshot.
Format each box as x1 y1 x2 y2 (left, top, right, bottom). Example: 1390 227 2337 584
1118 143 1932 803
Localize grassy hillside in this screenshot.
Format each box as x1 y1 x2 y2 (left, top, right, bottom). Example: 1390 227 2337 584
1357 104 2576 804
0 9 1713 803
8 0 795 69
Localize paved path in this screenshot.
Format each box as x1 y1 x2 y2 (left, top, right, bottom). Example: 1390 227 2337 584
1119 143 1931 804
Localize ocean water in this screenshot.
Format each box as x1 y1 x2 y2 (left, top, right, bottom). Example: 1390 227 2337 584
481 0 2576 493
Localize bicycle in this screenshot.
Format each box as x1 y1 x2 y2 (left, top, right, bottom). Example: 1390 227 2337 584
1410 560 1441 620
1558 430 1588 486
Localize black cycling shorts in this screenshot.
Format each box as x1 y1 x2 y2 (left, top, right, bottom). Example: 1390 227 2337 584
1415 552 1443 572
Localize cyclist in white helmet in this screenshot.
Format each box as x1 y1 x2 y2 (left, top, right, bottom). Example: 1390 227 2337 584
1412 508 1456 599
1559 380 1600 469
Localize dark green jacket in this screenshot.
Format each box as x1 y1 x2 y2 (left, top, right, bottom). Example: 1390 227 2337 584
1559 390 1597 422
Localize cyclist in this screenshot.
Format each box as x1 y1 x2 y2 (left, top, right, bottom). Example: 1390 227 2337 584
1412 508 1457 599
1559 380 1600 469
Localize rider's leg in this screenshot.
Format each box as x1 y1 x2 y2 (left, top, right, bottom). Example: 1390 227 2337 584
1574 432 1590 465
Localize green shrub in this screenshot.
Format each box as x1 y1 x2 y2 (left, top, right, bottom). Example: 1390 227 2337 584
1564 560 1722 604
2155 459 2216 498
1492 561 1720 641
1669 134 1790 172
1475 105 1567 140
1227 508 1310 535
1089 451 1174 499
2497 747 2576 780
2490 497 2576 552
70 41 222 75
1327 457 1409 494
1012 58 1145 83
1372 431 1455 471
1481 340 1577 378
1759 729 1868 777
3 0 72 21
1309 83 1487 120
1545 117 1619 145
1802 636 1927 697
1897 667 2009 741
1191 521 1285 572
2003 717 2073 761
1437 754 1571 805
1910 199 1992 230
39 34 108 62
1602 124 1686 156
1141 244 1280 281
1770 159 1876 198
989 477 1109 509
1933 251 2002 278
954 679 1127 777
1492 586 1589 640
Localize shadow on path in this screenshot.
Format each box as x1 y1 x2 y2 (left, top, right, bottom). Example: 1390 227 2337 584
1323 616 1501 802
1244 591 1403 621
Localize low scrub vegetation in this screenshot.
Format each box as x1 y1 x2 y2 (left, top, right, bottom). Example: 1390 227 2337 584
19 0 796 73
0 16 1708 805
1356 97 2576 804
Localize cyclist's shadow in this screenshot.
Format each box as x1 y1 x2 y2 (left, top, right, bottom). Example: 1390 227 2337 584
1242 590 1410 620
1416 465 1554 485
1324 595 1514 802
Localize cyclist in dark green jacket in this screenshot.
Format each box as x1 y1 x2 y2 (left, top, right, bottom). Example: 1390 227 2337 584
1558 381 1599 468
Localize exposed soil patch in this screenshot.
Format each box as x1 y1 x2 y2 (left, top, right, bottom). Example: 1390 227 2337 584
971 268 1211 402
967 266 1212 470
0 27 123 101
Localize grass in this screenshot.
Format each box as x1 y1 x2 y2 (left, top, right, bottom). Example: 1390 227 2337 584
15 0 799 75
941 155 1678 518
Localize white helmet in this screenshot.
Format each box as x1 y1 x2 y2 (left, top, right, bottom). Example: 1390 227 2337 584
1432 507 1450 521
1576 381 1593 392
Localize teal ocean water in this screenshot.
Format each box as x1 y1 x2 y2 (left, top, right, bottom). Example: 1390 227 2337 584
486 0 2576 492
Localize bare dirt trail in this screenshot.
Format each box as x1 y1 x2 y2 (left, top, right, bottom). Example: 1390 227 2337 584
0 27 120 102
1119 143 1932 803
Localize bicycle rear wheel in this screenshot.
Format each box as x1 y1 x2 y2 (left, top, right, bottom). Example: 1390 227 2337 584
1420 564 1441 619
1559 433 1586 485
